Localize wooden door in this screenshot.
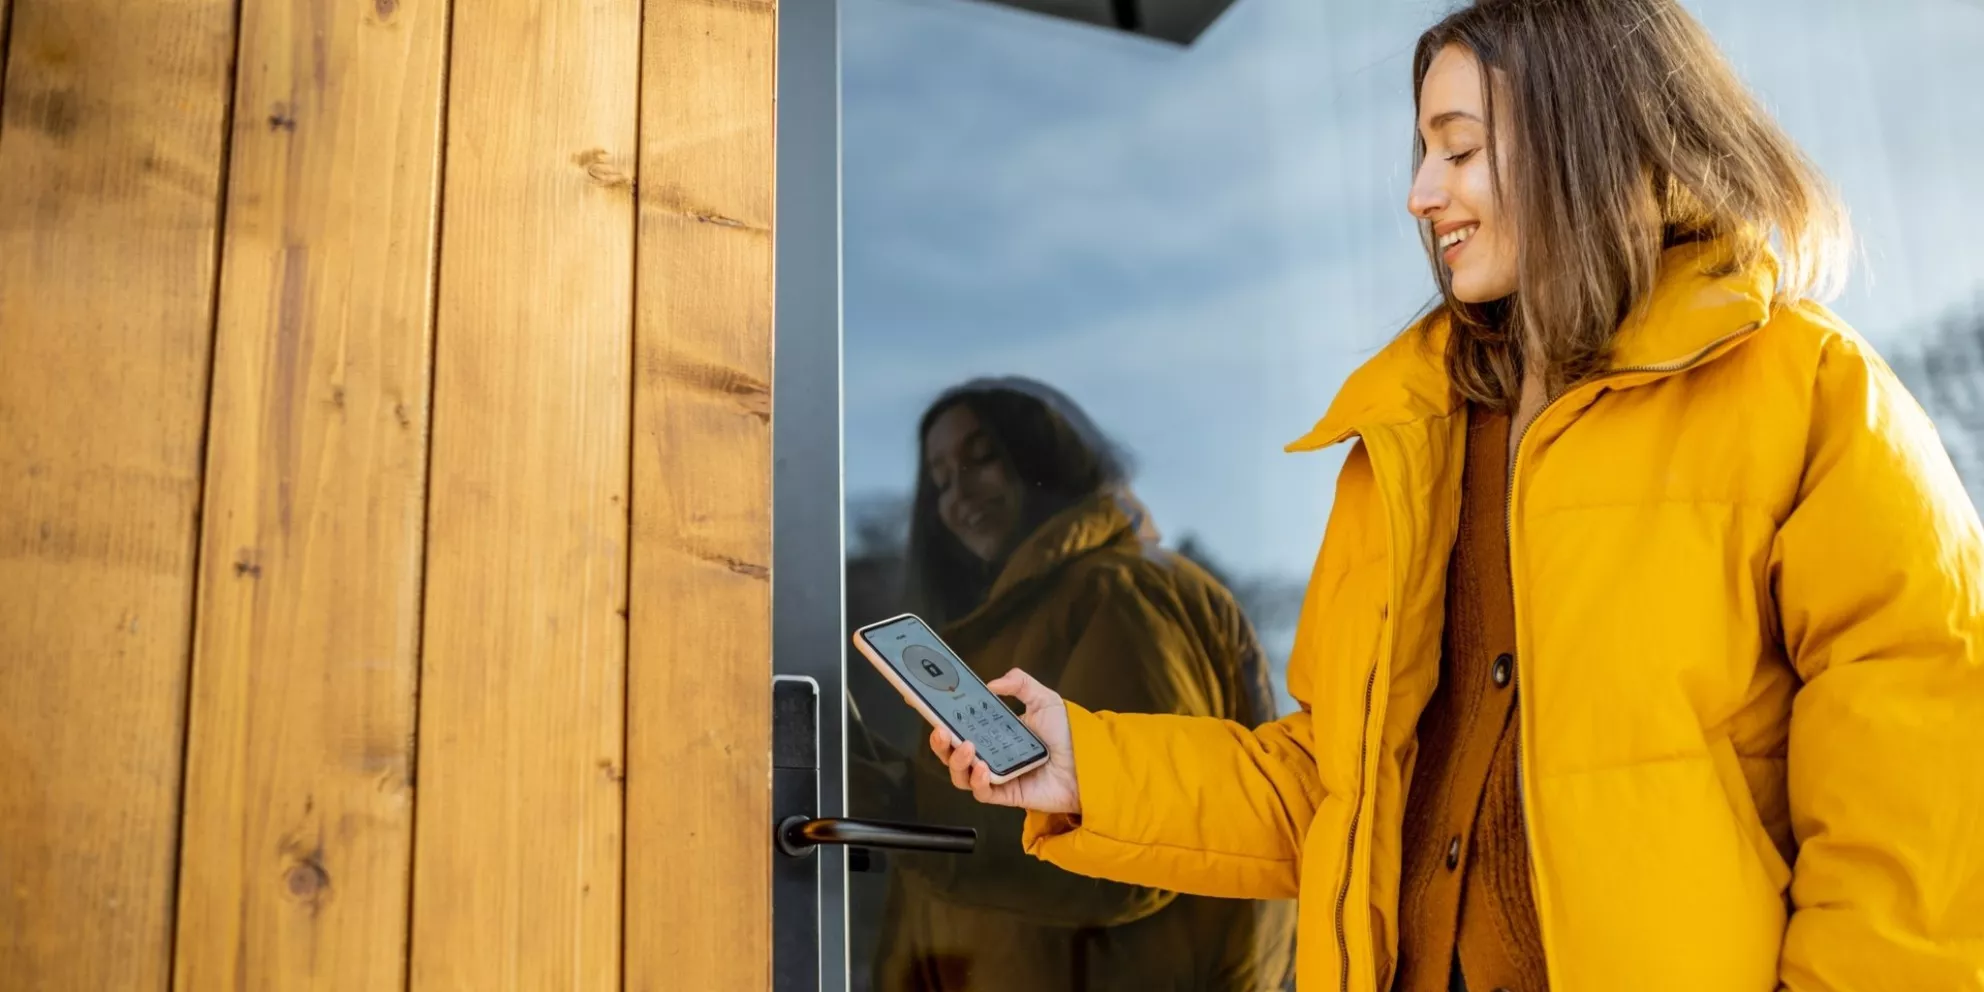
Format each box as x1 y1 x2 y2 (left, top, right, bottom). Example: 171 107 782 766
0 0 778 988
0 2 234 986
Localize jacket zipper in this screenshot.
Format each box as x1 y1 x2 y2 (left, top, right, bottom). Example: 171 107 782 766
1322 428 1391 992
1336 658 1381 992
1501 321 1761 981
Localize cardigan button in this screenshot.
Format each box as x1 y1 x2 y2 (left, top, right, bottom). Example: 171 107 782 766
1492 653 1514 688
1445 835 1461 870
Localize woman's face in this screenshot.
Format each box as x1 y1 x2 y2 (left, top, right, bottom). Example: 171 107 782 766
1409 44 1520 304
924 403 1024 563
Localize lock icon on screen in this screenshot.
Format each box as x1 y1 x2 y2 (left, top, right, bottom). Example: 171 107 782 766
921 658 944 678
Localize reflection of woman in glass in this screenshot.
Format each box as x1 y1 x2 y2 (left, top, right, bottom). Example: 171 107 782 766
859 377 1294 991
930 2 1984 991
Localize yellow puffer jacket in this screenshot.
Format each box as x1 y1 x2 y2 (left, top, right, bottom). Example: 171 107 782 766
1023 242 1984 991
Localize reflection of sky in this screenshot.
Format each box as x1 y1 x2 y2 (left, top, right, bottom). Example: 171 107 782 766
843 0 1984 584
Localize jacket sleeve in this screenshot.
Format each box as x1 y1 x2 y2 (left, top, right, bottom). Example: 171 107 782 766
891 571 1231 927
1022 706 1323 901
1772 331 1984 990
1020 569 1327 900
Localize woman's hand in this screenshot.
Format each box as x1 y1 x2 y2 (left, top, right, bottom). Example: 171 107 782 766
928 668 1081 815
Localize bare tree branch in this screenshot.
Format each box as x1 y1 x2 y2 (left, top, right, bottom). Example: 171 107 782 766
1888 293 1984 507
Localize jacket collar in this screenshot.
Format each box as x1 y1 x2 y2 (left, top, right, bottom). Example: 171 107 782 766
1286 239 1779 452
982 488 1160 604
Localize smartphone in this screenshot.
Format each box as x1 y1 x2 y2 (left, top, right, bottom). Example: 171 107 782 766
852 613 1050 785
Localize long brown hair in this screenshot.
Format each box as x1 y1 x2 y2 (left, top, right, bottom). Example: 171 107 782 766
1412 0 1850 406
905 379 1131 624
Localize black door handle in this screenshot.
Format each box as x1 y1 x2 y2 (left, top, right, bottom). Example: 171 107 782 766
776 815 976 857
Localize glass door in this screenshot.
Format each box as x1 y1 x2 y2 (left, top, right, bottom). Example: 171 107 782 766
774 0 1984 989
833 5 1402 989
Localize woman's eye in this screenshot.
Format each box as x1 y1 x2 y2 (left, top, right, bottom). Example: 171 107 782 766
1445 148 1478 164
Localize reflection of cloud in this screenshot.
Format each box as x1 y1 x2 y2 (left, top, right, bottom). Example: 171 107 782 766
846 0 1439 575
844 0 1984 581
846 259 1391 577
846 0 1431 310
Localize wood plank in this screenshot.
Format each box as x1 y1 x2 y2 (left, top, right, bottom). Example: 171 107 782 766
625 0 777 987
0 0 12 110
0 0 235 988
170 0 448 988
406 0 640 986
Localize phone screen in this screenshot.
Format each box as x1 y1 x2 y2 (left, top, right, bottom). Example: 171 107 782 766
859 615 1047 776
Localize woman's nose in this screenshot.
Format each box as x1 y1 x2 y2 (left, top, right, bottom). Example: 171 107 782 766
1406 162 1447 219
953 469 990 500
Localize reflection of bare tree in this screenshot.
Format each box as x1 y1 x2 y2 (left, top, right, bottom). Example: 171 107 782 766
1889 296 1983 507
1173 534 1306 635
849 493 913 563
847 492 913 629
1173 533 1304 718
845 493 1306 634
844 493 921 771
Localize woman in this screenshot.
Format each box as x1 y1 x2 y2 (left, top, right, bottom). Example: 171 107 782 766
929 3 1984 991
854 377 1295 991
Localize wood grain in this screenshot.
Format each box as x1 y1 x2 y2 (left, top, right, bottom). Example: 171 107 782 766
406 0 640 987
625 0 777 987
0 0 235 988
0 0 12 111
170 0 448 988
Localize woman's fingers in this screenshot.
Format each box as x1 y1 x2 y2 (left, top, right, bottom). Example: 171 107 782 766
930 724 997 795
985 667 1033 700
947 740 979 791
987 667 1055 713
968 759 994 801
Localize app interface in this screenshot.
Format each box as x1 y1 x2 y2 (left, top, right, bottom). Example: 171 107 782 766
864 616 1045 773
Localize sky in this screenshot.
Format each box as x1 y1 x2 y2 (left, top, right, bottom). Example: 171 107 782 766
841 0 1984 592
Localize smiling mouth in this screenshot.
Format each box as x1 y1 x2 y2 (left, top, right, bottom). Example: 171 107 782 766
1438 224 1477 251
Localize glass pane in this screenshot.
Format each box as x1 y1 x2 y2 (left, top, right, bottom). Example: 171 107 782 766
838 1 1982 989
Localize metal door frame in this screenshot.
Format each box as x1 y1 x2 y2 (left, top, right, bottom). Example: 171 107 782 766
773 0 846 986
